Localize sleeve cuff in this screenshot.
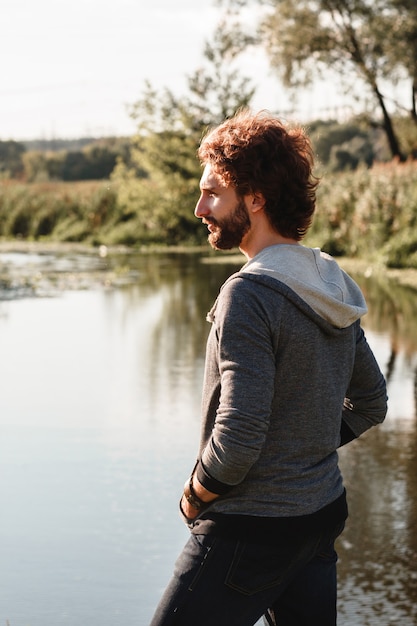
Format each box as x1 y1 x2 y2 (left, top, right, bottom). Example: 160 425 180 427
195 460 234 496
339 418 357 446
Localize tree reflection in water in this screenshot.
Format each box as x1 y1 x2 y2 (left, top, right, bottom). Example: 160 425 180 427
336 269 417 625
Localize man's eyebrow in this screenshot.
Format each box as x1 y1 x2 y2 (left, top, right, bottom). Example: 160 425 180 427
200 183 218 192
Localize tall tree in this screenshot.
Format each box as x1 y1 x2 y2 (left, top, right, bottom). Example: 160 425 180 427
387 0 417 122
111 22 255 244
0 140 26 178
220 0 413 160
128 19 255 180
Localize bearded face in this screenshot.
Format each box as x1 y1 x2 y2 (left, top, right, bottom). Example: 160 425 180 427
205 197 251 250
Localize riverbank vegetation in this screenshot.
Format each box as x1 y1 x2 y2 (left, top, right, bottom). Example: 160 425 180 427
308 160 417 268
1 159 416 268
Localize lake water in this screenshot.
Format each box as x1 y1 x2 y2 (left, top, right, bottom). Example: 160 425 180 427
0 249 416 626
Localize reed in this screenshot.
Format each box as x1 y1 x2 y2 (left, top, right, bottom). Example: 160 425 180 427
306 160 417 268
1 161 417 268
0 179 118 243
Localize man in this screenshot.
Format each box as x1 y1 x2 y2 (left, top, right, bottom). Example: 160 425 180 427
150 109 387 626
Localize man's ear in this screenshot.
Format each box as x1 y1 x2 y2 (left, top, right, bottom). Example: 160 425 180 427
247 192 266 214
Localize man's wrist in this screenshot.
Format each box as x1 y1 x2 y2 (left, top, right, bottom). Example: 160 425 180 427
183 477 209 511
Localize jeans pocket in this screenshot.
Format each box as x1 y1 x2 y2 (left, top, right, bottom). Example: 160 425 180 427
224 539 302 596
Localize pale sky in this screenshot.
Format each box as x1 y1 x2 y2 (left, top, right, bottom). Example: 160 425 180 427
1 0 353 141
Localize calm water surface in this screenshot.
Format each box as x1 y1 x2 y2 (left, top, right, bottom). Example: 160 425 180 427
0 250 415 626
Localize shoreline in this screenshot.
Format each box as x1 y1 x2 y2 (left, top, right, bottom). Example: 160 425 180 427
1 240 417 290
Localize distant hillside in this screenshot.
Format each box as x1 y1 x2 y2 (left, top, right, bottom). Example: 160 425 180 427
0 136 132 181
23 136 128 152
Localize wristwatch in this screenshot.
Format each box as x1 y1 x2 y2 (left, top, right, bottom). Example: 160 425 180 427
183 477 207 511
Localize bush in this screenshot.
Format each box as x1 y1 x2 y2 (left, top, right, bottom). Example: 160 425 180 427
0 180 117 242
0 160 416 265
306 160 417 264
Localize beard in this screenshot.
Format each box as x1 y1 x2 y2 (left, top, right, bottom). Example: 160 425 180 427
207 198 251 250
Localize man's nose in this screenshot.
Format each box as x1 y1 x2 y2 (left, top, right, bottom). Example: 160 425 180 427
194 195 209 218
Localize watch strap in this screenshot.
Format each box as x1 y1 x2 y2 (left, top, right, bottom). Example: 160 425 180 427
184 477 207 511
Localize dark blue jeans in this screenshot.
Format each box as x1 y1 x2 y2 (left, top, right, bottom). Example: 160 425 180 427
150 520 345 626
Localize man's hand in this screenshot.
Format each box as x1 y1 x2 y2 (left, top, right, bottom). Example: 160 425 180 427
180 476 219 521
180 493 201 520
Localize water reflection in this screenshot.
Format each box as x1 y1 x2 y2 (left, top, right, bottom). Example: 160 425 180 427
0 250 415 625
335 270 417 625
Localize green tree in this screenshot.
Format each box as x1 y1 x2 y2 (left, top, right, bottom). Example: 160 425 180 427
22 151 50 182
308 120 382 171
0 140 26 178
83 144 119 180
386 0 417 122
110 23 255 245
23 141 126 182
220 0 416 160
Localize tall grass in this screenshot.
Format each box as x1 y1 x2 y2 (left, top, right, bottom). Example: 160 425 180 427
1 160 417 267
306 160 417 268
0 180 118 244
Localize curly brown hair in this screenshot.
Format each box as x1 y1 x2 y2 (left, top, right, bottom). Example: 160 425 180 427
198 109 319 240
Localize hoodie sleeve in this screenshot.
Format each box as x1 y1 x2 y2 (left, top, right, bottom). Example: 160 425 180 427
340 324 388 445
199 277 277 488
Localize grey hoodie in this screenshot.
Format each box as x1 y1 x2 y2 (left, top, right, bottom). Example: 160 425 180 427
195 245 387 518
241 245 367 328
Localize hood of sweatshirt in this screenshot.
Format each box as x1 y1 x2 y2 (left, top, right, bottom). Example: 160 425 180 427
240 244 367 329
